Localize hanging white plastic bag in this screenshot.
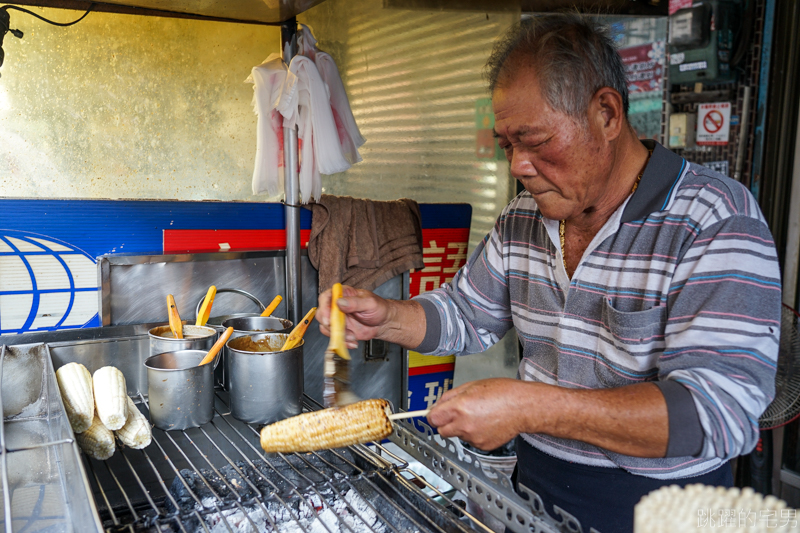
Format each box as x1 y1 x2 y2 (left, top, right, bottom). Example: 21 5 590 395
316 51 365 165
277 55 349 201
245 54 289 196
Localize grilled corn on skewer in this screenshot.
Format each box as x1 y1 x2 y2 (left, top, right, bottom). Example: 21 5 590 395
76 414 116 460
55 362 94 433
260 398 393 453
115 396 152 449
93 366 128 431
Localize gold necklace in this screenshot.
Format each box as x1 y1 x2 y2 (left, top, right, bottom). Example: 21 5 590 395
559 150 651 277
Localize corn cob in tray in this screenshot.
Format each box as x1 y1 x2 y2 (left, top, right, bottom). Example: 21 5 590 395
56 362 152 459
116 395 152 449
76 414 116 460
55 362 95 433
260 398 394 453
92 366 128 430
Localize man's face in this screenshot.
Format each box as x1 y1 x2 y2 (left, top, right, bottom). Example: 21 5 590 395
492 67 615 222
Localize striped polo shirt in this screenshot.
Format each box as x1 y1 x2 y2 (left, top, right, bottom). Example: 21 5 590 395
414 140 781 479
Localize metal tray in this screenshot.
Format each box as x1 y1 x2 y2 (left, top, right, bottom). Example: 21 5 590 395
0 343 103 533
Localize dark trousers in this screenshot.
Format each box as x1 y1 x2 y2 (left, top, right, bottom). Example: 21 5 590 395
512 436 733 533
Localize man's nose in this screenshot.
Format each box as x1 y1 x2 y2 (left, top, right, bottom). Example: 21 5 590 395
510 150 537 178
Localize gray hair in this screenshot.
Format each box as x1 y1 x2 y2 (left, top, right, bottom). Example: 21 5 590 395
486 14 629 120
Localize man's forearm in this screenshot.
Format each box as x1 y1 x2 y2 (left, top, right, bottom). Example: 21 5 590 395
376 299 427 349
521 381 669 457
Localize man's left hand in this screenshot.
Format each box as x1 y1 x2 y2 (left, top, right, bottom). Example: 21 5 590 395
427 378 670 458
427 378 527 451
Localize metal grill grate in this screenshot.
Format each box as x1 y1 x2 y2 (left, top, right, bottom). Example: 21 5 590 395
2 335 568 533
84 392 480 533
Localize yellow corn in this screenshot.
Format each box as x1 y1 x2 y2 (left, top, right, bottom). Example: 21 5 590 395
55 362 94 433
260 398 393 453
76 414 115 460
115 396 152 449
93 366 128 431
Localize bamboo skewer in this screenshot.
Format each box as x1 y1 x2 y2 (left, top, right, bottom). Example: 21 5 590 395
199 327 234 366
261 295 283 317
281 307 317 351
167 294 183 339
195 286 217 326
387 409 430 421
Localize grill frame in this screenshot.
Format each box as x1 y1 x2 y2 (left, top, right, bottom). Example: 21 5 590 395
1 330 598 533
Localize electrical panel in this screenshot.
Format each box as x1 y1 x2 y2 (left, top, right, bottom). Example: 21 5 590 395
669 113 697 149
668 0 741 84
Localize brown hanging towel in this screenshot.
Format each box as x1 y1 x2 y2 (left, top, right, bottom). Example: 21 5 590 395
307 195 424 293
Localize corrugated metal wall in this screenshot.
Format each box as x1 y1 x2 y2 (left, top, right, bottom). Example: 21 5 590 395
302 1 519 252
301 1 522 381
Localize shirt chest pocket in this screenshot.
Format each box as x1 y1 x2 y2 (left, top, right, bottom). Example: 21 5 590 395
595 299 667 387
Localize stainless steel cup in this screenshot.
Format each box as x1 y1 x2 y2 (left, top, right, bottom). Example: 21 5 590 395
148 325 217 357
144 350 218 430
220 317 292 391
225 333 303 425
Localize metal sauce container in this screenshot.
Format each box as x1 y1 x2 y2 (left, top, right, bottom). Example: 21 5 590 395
226 333 303 425
144 350 219 430
219 316 292 390
148 325 217 357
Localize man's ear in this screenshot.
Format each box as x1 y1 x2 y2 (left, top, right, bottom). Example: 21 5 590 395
589 87 625 142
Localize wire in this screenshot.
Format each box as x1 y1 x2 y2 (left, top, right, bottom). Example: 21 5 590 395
1 4 94 27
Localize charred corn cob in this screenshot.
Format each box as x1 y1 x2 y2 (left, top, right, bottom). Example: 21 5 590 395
260 398 393 453
55 362 94 433
76 414 116 460
115 396 152 449
92 366 128 431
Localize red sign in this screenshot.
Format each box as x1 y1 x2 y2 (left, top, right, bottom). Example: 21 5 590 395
164 229 311 254
703 110 724 133
619 42 665 94
697 102 731 146
669 0 692 15
409 228 470 298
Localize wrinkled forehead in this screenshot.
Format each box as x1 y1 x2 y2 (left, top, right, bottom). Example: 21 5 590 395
491 66 553 121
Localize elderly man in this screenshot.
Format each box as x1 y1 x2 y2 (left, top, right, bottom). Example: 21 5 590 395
318 14 781 532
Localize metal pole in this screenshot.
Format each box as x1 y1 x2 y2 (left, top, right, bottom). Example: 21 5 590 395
782 88 800 309
281 18 301 326
733 86 752 182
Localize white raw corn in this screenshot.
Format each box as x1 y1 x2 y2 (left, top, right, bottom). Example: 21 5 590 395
635 483 797 532
114 396 151 449
260 398 393 453
92 366 128 430
76 414 115 460
55 362 94 433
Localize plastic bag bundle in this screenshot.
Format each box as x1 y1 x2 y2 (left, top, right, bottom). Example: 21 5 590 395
247 25 365 203
278 55 350 201
245 54 289 196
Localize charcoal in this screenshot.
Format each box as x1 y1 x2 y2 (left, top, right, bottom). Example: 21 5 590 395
164 461 394 533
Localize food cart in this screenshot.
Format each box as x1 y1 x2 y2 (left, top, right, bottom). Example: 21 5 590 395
1 0 796 530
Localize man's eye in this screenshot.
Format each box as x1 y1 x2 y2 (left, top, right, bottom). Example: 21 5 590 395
527 139 548 149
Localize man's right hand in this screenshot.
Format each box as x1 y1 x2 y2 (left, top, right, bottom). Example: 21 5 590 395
317 285 427 350
318 286 390 349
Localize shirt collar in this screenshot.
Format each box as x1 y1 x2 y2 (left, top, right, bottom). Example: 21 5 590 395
620 140 687 224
